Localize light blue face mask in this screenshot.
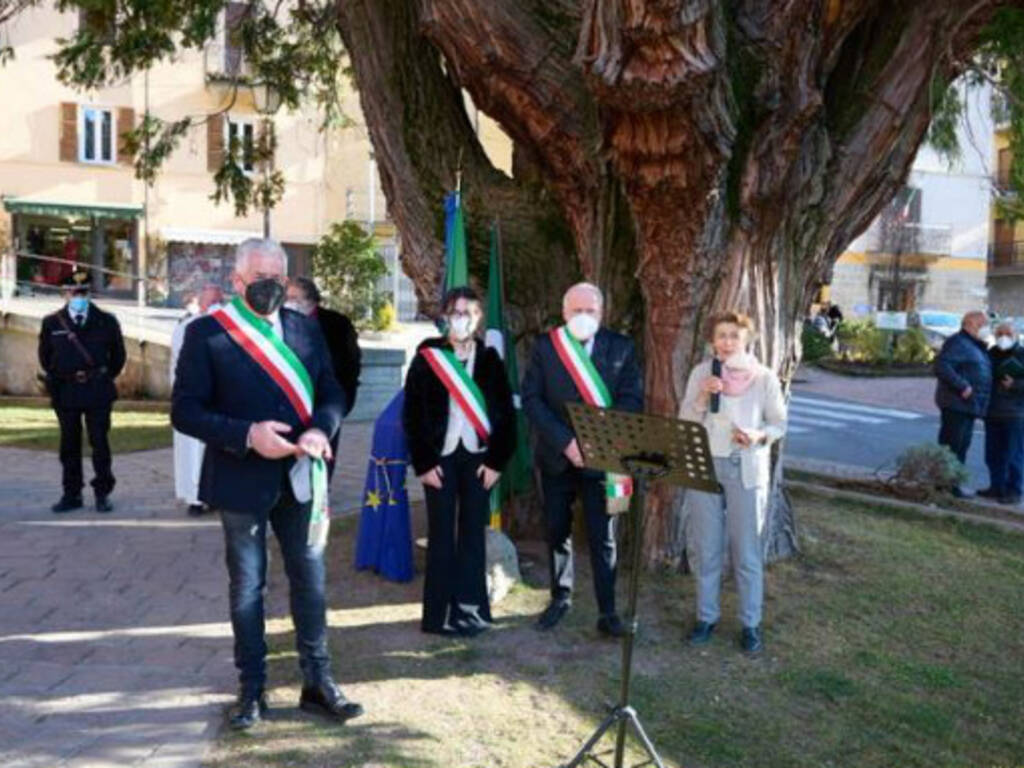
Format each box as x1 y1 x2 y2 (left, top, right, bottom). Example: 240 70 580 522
68 296 89 314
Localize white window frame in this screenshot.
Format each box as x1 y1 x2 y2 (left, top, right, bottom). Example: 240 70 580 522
226 117 257 175
78 105 116 166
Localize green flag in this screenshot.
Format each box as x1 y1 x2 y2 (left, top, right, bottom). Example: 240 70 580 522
444 191 468 291
484 220 532 529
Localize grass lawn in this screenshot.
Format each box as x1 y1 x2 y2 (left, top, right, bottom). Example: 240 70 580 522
206 490 1024 768
0 403 171 452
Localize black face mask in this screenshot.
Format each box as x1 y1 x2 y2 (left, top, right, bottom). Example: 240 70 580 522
245 278 286 316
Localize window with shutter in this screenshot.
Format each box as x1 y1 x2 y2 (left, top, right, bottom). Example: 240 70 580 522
79 106 116 165
207 117 225 172
59 102 78 162
227 117 257 173
117 108 135 165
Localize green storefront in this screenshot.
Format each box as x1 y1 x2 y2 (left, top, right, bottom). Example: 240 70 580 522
3 197 143 297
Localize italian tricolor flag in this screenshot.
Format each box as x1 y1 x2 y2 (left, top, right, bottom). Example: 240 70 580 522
212 296 329 545
549 326 633 507
420 347 491 441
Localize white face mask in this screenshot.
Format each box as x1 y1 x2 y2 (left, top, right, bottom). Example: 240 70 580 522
205 302 222 314
996 335 1015 351
185 300 200 315
283 300 302 313
567 313 600 342
724 351 756 370
978 324 993 341
449 315 475 341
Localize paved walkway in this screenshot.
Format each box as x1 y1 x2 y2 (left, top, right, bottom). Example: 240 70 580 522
0 421 389 768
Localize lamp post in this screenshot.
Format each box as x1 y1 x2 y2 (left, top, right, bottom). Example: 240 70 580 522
251 82 283 238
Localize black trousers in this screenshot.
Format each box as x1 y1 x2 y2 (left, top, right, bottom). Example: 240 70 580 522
56 406 115 498
938 408 976 466
422 446 492 633
541 468 617 616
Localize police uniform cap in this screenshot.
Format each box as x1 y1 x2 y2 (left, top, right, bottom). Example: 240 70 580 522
62 270 92 292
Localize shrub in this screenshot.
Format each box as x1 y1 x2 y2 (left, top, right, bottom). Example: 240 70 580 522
893 327 934 364
374 300 397 332
311 221 390 330
802 322 834 362
836 318 891 363
892 443 969 491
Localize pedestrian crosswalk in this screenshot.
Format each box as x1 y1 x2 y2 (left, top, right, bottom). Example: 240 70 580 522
786 395 925 434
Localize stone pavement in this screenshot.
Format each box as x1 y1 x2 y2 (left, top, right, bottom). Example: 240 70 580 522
792 365 936 414
0 420 394 768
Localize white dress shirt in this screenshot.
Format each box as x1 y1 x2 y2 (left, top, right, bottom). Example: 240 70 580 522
441 343 484 456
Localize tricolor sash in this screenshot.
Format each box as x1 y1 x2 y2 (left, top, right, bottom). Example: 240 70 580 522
212 297 329 545
420 347 491 442
549 326 633 506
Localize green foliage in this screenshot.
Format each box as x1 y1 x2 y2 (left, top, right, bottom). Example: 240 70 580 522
893 327 934 365
311 221 389 330
836 318 890 363
893 443 969 491
801 323 834 363
373 301 397 332
925 78 962 166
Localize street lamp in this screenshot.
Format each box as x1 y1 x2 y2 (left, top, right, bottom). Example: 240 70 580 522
251 82 282 238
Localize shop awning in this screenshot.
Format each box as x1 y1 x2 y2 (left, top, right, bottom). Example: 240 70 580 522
161 227 262 245
2 197 144 221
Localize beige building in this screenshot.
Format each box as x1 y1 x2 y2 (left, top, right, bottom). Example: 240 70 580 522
0 1 395 307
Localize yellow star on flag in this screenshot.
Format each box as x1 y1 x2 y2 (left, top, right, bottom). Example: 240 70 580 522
365 490 382 511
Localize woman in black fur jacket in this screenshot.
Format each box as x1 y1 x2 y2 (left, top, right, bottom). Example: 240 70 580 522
403 287 516 635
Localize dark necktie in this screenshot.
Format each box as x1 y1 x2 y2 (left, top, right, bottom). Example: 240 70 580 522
74 315 85 328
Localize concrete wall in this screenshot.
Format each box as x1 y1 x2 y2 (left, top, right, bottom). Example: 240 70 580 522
1 311 407 420
0 312 171 399
989 275 1024 317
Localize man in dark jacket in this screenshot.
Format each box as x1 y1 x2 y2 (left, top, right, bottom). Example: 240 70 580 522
980 322 1024 505
38 270 126 513
286 277 361 417
522 282 644 637
173 239 363 731
934 310 992 497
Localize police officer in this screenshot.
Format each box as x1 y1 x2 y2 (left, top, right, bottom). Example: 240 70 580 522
38 270 126 513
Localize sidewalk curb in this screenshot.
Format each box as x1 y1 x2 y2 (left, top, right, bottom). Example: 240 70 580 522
785 479 1024 534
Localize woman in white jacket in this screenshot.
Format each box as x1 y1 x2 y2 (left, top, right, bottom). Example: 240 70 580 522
679 312 787 655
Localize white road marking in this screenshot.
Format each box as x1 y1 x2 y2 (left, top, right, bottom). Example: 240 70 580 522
791 395 925 420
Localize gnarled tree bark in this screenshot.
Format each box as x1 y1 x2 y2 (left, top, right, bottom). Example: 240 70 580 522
335 0 1014 565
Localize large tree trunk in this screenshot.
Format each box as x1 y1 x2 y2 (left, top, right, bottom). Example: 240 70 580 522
336 0 1009 565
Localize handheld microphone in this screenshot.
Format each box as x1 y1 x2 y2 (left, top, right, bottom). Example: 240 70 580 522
710 358 722 413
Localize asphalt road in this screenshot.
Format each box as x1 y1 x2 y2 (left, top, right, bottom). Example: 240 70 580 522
783 392 989 489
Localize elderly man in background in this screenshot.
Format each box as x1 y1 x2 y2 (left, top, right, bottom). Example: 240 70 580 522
980 322 1024 505
522 282 644 637
934 309 992 498
170 283 223 516
172 239 363 731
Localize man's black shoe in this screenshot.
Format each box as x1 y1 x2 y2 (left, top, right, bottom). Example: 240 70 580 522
95 496 113 513
187 503 207 517
687 621 717 646
951 485 975 499
977 487 999 499
229 691 268 731
536 599 570 631
597 613 626 639
51 497 83 514
740 626 764 655
299 680 364 723
999 494 1022 506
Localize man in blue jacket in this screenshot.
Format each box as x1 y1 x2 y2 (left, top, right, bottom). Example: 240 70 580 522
934 310 992 497
172 239 363 731
523 283 644 637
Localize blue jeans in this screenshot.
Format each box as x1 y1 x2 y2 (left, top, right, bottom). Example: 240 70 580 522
220 486 331 695
985 418 1024 497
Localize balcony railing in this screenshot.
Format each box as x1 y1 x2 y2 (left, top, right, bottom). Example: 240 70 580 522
204 40 252 82
990 240 1024 270
862 222 953 257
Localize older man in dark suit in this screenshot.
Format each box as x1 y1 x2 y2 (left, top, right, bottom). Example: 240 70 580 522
172 238 363 731
523 282 644 637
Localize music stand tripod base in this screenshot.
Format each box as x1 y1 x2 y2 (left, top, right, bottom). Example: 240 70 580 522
555 404 720 768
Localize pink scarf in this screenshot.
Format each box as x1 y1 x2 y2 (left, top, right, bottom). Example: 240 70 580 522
719 353 758 397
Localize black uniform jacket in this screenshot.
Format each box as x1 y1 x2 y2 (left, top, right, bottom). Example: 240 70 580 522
171 307 344 516
316 306 361 416
402 336 517 477
38 303 126 410
522 327 644 476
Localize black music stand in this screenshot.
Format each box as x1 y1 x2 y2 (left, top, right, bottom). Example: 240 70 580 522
557 404 721 768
